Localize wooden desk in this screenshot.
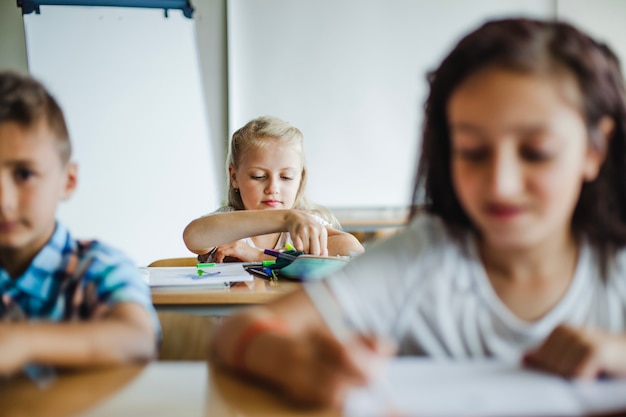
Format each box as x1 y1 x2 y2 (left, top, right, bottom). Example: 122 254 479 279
0 361 338 417
151 277 301 315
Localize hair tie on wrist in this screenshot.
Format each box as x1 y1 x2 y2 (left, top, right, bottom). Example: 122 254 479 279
233 317 288 371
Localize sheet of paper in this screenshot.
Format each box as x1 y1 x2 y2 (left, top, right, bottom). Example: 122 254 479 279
142 265 253 287
344 358 626 417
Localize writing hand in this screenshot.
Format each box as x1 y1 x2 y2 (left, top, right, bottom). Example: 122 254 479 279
273 329 394 408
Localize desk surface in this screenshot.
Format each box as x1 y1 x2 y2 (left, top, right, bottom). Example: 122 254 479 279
151 277 300 305
0 361 337 417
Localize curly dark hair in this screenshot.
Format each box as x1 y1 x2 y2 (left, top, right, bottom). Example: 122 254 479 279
411 18 626 257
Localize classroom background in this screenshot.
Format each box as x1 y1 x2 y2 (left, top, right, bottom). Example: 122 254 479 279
1 0 625 267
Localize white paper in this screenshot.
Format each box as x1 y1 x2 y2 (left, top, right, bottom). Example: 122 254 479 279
344 358 626 417
142 265 253 287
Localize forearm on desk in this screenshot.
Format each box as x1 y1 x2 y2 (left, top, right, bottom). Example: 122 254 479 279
183 210 294 254
3 303 156 371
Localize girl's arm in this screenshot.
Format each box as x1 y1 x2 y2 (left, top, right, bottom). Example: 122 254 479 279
0 302 156 375
327 228 364 257
183 209 363 257
210 288 390 408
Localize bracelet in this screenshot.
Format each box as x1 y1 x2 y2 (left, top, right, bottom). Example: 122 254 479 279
233 318 288 371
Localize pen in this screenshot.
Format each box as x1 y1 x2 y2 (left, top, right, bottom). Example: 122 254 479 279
306 283 397 413
193 271 221 279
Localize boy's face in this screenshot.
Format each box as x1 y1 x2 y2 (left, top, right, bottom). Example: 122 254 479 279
230 138 303 211
447 67 605 252
0 121 76 259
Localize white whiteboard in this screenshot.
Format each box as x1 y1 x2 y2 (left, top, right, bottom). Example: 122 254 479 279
24 6 219 266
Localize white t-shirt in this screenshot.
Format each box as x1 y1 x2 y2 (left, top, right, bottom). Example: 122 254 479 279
199 206 330 262
306 213 626 360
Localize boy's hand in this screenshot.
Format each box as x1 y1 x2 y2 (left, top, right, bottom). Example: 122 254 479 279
524 324 626 378
0 324 30 375
284 211 328 256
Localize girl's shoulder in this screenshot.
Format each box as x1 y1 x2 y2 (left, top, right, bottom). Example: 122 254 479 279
364 211 466 267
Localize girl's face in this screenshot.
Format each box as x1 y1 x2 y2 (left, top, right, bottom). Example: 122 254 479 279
447 67 605 251
230 138 303 211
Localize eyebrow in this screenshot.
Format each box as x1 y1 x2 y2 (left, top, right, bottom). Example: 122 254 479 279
1 158 37 167
449 122 548 138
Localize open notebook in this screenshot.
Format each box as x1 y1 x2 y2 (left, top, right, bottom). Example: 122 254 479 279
141 264 253 288
344 358 626 417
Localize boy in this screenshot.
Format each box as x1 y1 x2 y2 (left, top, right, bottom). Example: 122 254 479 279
0 71 158 376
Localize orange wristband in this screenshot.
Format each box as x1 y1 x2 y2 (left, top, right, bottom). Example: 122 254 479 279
233 318 288 371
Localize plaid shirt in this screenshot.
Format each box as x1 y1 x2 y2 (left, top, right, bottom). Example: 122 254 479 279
0 222 159 337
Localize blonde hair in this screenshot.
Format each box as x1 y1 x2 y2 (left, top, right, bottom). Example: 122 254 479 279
226 116 341 229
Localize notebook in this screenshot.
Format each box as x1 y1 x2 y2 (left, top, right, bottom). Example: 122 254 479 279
141 264 253 288
344 358 626 417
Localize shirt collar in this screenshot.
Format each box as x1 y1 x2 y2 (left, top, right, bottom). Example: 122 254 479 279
4 222 73 301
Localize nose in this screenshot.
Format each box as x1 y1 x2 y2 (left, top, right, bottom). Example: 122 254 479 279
487 147 523 199
0 175 16 215
265 175 279 194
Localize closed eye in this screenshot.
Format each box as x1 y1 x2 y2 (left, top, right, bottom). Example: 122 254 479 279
455 147 489 162
520 148 552 162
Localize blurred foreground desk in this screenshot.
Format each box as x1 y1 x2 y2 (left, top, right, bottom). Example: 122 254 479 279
0 361 337 417
151 277 301 315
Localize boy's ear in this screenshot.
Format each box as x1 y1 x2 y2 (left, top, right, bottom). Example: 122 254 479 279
60 162 78 201
584 116 614 181
228 165 238 188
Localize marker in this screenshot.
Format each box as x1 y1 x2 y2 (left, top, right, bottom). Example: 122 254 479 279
193 271 221 279
285 242 296 251
243 260 276 267
264 249 298 261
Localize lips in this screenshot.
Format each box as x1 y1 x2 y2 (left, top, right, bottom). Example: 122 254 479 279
0 221 17 232
262 200 282 208
484 203 524 219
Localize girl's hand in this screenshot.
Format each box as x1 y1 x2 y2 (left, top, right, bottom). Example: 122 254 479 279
211 240 264 263
271 329 395 408
284 211 329 256
524 324 626 378
0 325 30 375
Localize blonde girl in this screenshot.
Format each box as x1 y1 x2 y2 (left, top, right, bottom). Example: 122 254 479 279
183 116 363 262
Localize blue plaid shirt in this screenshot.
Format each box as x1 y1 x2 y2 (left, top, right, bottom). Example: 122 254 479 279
0 222 159 339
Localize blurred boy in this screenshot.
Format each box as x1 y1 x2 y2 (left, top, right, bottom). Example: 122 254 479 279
0 71 158 375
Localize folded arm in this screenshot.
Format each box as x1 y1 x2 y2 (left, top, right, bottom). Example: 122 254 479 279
183 209 363 258
0 302 157 375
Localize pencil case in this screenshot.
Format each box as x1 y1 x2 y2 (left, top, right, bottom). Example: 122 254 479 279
267 250 349 281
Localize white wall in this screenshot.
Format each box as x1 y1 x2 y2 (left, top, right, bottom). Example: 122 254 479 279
556 0 626 66
19 0 626 266
24 6 219 266
227 0 554 209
